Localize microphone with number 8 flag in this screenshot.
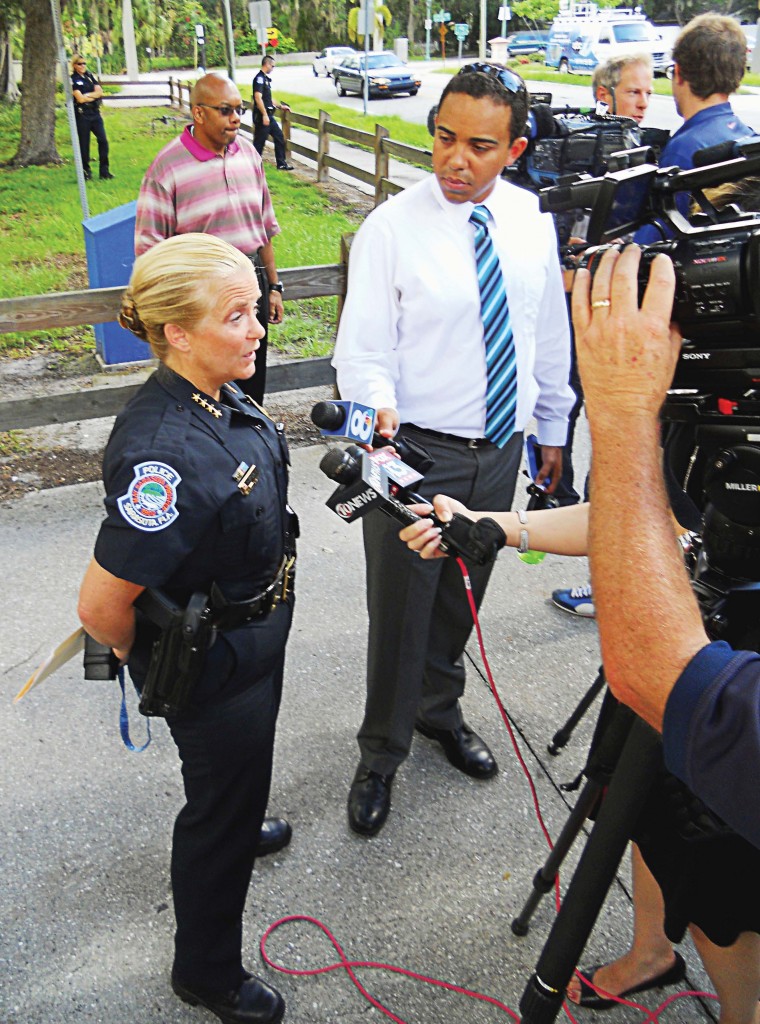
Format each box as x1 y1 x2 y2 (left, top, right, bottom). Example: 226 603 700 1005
311 401 436 476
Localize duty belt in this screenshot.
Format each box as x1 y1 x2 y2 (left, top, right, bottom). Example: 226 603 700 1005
209 554 296 630
136 554 296 635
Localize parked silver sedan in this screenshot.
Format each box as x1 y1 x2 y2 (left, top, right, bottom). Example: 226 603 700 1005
312 46 356 77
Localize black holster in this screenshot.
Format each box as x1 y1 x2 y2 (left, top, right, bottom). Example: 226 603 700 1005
135 590 215 718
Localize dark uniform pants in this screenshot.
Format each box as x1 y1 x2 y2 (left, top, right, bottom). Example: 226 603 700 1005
76 112 109 177
235 255 270 405
358 426 523 776
253 112 287 167
165 604 290 992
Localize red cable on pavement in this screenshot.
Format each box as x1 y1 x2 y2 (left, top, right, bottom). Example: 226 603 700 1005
260 558 715 1023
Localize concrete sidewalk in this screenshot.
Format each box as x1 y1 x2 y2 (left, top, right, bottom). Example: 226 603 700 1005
0 422 713 1024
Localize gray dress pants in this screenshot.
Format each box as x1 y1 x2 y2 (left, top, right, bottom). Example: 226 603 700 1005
358 425 523 776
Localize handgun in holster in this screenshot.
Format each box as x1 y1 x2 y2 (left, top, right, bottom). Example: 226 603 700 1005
134 589 215 718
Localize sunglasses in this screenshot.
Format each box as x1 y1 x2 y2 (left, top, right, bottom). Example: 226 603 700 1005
74 61 86 66
197 103 244 117
458 62 527 96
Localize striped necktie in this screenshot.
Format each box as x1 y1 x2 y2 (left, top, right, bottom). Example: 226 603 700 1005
469 204 517 448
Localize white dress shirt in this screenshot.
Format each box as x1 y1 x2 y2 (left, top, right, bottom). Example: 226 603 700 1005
333 174 574 447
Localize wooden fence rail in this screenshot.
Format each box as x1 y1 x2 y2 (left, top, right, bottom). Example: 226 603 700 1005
0 264 346 433
0 78 431 433
166 78 432 205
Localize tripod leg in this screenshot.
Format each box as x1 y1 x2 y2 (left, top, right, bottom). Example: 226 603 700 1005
548 667 606 755
511 777 603 936
520 715 662 1024
513 695 634 937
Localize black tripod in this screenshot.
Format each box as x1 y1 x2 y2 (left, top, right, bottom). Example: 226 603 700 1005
511 690 630 938
519 711 663 1024
547 666 606 757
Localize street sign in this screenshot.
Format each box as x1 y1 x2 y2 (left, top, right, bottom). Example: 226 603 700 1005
433 10 450 22
248 0 271 33
195 23 205 40
498 5 512 20
453 22 469 40
359 0 375 36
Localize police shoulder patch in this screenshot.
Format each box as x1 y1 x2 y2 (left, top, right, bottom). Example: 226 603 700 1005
117 461 181 532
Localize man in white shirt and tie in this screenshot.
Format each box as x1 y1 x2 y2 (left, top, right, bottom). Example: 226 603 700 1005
333 64 574 838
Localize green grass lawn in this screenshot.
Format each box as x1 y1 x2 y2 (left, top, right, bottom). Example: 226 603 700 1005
0 101 371 358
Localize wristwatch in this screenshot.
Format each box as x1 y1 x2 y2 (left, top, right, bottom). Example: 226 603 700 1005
269 282 284 294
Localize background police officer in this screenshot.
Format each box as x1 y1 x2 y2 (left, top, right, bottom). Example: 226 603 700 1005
252 55 294 170
70 54 113 181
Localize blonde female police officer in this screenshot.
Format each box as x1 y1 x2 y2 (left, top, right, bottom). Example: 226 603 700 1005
78 234 296 1024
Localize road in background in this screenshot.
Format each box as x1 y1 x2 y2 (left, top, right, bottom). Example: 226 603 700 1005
112 60 760 136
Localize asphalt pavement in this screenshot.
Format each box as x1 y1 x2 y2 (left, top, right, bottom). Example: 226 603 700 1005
0 410 716 1024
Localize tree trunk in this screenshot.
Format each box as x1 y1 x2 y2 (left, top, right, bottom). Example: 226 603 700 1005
9 0 61 166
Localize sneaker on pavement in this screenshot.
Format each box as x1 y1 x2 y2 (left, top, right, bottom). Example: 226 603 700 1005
552 584 595 618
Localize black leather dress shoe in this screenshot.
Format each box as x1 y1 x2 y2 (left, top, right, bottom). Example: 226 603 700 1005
276 162 294 170
415 721 498 779
348 763 394 836
83 170 92 181
256 817 292 857
100 171 115 179
171 971 285 1024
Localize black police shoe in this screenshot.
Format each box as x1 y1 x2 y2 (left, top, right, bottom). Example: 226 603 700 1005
171 971 285 1024
347 763 394 836
83 170 92 181
415 721 498 779
276 162 294 170
256 817 292 857
100 171 115 179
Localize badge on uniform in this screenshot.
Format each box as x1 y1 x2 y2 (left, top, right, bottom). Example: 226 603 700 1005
118 461 181 532
233 461 259 495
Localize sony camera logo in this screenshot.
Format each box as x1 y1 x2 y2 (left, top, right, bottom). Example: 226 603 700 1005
682 352 711 360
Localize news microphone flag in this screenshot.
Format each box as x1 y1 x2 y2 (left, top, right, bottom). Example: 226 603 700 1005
311 400 377 445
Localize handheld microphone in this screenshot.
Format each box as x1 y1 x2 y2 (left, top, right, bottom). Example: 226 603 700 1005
319 445 505 566
311 400 376 445
311 401 436 475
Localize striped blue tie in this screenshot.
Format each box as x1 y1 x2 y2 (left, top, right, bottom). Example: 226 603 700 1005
469 204 517 448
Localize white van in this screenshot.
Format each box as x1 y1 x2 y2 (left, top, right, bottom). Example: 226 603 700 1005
545 3 669 75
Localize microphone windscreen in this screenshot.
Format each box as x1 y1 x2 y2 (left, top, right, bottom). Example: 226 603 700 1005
311 401 345 429
531 104 561 139
692 140 738 167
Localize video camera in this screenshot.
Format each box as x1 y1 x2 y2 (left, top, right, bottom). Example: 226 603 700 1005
540 138 760 394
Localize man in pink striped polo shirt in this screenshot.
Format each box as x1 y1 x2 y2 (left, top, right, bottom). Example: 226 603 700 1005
135 73 285 404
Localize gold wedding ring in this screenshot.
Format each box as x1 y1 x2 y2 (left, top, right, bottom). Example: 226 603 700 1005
591 298 612 309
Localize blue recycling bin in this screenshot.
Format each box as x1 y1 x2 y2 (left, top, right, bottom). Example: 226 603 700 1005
83 200 150 365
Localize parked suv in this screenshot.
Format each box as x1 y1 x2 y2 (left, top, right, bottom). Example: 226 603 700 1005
505 31 549 57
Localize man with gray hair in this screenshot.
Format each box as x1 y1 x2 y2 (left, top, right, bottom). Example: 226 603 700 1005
591 53 653 123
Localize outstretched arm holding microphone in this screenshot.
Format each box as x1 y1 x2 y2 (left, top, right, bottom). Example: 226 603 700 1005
402 244 760 851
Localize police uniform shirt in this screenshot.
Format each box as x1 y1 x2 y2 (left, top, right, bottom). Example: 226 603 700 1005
253 70 275 113
94 363 291 604
71 70 101 117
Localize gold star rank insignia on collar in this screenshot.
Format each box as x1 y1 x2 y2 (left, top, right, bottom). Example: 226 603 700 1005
191 392 223 419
